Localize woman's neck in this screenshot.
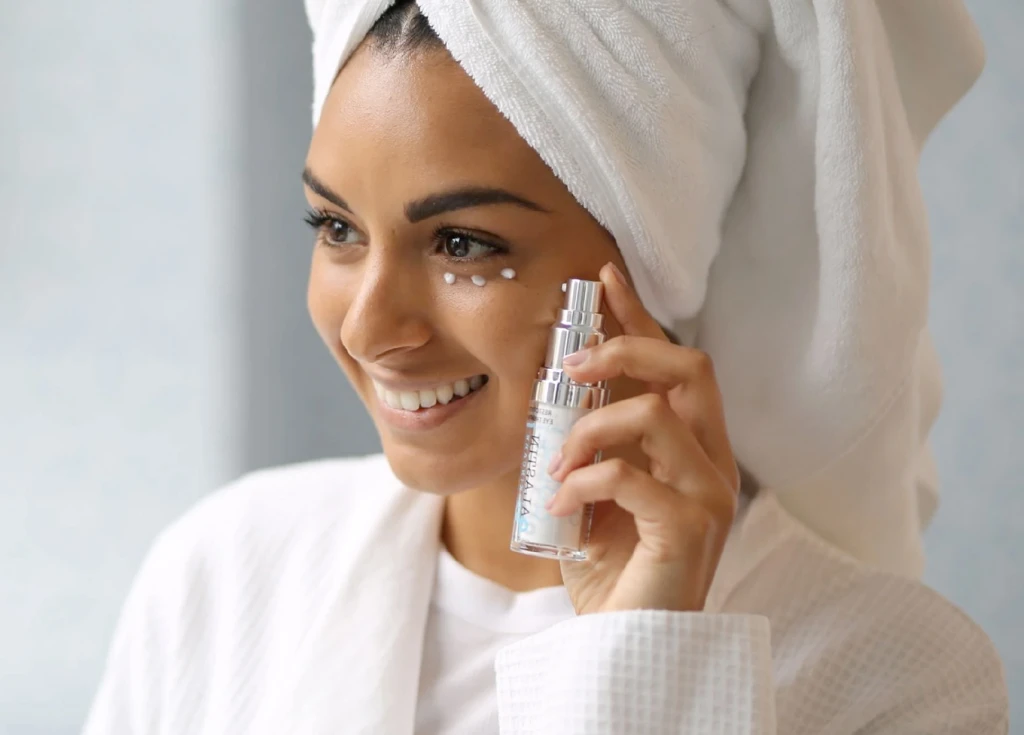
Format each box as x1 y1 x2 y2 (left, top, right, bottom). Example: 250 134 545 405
441 467 564 592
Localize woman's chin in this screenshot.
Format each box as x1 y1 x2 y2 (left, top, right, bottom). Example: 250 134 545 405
381 441 519 496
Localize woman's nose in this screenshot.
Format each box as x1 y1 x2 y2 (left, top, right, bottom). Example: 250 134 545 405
340 258 432 364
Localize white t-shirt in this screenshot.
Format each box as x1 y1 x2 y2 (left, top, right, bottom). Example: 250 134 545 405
415 547 576 735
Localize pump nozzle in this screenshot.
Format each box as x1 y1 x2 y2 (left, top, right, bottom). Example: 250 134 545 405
562 279 603 314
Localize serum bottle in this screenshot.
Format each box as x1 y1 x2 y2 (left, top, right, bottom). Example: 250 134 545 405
510 279 610 561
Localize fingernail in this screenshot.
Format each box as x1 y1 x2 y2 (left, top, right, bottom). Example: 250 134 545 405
547 451 563 477
562 350 588 367
608 262 628 289
544 494 559 512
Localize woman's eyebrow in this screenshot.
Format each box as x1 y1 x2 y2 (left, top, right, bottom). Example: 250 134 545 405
302 167 351 211
405 187 549 223
303 167 549 221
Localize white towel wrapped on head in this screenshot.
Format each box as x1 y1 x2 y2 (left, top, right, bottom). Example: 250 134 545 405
305 0 985 578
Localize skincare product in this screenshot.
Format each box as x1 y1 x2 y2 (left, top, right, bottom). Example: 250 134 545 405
510 279 609 561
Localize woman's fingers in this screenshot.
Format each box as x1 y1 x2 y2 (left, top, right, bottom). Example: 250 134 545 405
666 376 741 493
550 393 735 507
598 262 669 341
557 368 741 501
558 262 741 494
551 394 693 483
562 333 711 387
546 456 682 522
559 345 740 493
547 456 734 565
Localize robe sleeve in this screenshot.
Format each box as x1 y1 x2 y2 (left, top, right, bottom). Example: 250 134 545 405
81 532 176 735
495 611 775 733
494 604 1007 734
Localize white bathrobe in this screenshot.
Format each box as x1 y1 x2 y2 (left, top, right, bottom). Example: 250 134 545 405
82 454 1006 734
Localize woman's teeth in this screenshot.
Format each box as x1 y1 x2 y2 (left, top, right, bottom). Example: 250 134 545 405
374 375 487 412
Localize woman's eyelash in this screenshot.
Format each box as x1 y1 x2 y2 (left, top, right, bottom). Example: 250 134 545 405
304 208 359 249
303 208 340 230
432 226 509 261
302 210 508 260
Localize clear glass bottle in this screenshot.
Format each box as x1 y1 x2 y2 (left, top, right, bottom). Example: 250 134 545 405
510 279 609 561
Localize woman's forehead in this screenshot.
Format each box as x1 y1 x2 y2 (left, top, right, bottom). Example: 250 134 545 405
317 48 518 158
308 47 571 211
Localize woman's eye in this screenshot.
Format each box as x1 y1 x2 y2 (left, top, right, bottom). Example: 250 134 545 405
323 219 360 247
441 233 500 260
303 209 363 248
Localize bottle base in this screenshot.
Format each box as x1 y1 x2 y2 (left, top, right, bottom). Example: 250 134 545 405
510 539 588 562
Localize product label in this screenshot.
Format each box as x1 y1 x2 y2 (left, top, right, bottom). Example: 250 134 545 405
513 401 590 549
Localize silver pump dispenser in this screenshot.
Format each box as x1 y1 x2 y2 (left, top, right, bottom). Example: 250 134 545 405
533 279 610 409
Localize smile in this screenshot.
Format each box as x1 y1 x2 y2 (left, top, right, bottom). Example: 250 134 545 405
371 374 490 433
372 375 488 412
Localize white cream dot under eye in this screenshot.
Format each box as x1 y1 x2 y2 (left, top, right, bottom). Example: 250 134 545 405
442 270 518 286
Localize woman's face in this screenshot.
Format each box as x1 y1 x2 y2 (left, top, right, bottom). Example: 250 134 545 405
304 44 631 495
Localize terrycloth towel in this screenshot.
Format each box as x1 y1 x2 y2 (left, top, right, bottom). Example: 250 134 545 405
304 0 985 578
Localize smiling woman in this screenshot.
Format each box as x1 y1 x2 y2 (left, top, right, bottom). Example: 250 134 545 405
81 0 1008 733
302 30 635 511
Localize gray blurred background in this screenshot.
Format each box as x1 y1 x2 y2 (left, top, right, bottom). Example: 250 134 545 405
1 1 1021 733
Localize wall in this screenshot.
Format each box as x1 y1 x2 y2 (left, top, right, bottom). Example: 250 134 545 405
0 0 1020 732
236 2 379 472
0 2 240 733
920 0 1024 722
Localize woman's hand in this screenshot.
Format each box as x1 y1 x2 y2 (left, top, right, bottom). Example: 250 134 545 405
550 262 741 614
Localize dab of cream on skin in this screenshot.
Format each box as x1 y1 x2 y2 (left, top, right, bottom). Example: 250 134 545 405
442 269 517 286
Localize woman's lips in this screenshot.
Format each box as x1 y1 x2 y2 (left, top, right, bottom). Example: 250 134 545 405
374 380 488 432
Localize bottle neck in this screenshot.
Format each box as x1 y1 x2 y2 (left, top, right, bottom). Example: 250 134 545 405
544 314 606 370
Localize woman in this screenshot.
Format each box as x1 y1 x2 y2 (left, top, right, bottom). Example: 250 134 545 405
84 1 1008 733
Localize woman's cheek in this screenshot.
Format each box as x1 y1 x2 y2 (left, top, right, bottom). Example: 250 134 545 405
489 292 561 385
307 263 339 345
306 255 359 368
